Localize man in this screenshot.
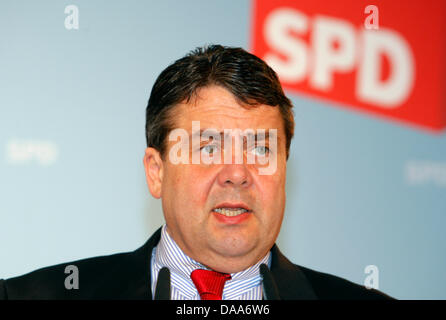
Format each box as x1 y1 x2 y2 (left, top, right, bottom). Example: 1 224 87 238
0 45 392 300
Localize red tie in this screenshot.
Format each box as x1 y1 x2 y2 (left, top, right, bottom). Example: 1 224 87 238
190 269 231 300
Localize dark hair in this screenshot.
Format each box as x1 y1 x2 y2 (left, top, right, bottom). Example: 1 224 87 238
145 44 295 160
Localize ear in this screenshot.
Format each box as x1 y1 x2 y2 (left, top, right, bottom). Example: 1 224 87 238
143 147 164 199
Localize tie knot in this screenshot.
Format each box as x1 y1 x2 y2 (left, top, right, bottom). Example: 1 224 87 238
190 269 231 300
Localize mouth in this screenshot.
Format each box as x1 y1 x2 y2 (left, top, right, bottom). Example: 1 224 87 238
211 203 252 217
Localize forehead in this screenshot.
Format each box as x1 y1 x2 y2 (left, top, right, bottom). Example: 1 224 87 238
170 85 285 132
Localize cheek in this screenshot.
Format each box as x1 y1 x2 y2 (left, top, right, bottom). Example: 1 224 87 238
168 165 215 210
190 168 218 208
258 172 286 218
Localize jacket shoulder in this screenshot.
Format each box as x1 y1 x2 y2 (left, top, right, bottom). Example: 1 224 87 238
269 245 394 300
297 265 394 300
1 228 161 300
0 279 7 300
1 248 145 300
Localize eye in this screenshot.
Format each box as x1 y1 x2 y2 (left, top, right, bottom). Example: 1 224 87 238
201 144 218 155
252 146 270 156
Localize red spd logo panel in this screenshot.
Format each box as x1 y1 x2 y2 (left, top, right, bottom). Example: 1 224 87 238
251 0 446 132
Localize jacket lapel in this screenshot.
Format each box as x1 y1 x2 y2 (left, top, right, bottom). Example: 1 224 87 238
270 244 318 300
117 227 162 300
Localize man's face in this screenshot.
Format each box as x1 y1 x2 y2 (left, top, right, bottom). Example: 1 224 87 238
144 85 288 273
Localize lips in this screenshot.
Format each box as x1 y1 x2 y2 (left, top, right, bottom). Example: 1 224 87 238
212 202 252 212
211 202 253 221
213 207 248 216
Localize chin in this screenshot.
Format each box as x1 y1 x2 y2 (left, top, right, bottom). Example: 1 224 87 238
212 236 258 259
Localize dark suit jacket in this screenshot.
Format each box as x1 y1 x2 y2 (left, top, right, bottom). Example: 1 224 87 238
0 227 392 300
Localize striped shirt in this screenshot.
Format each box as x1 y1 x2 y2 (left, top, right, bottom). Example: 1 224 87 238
150 224 271 300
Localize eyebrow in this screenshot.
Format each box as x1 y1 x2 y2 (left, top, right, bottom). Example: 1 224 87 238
191 129 281 144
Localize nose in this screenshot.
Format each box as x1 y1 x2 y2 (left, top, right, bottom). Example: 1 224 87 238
217 163 252 188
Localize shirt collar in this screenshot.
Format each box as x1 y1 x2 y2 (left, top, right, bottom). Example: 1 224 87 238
155 224 207 281
153 224 271 298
